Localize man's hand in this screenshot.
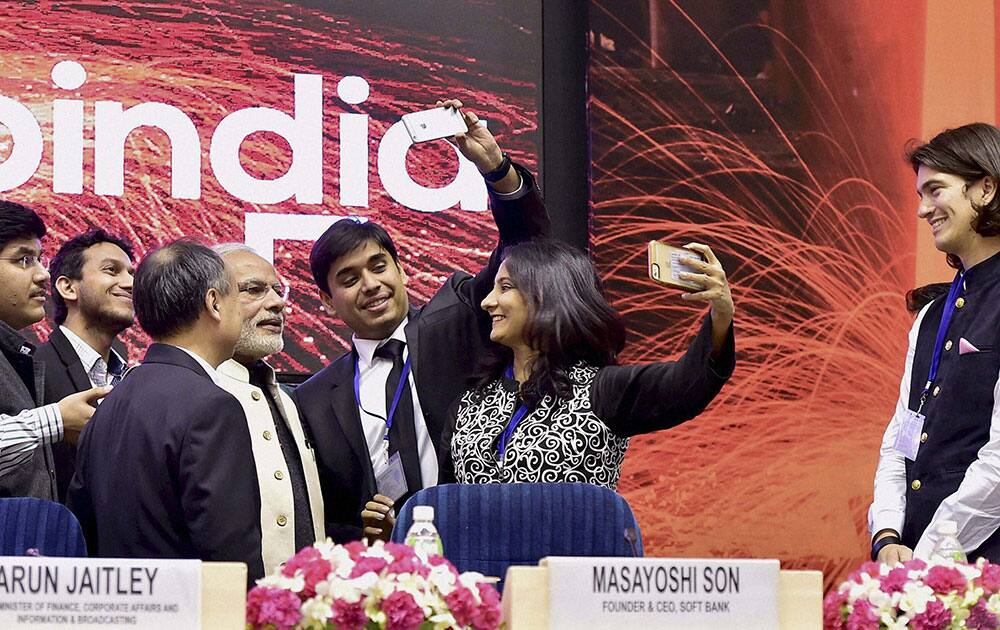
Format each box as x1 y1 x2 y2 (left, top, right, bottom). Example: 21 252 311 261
437 98 521 193
58 386 112 445
874 530 913 565
878 543 914 565
362 494 397 543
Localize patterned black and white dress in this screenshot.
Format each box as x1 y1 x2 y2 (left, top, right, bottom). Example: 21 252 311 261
441 315 735 490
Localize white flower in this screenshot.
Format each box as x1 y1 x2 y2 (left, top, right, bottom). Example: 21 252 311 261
987 593 1000 614
848 576 883 603
324 543 352 569
428 564 457 596
880 612 911 630
897 582 935 615
960 585 983 607
333 560 354 580
956 562 980 580
361 542 395 564
300 596 334 624
256 572 306 593
865 588 891 611
429 610 459 630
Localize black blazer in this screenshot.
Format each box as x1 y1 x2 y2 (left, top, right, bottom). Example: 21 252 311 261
294 164 550 542
67 344 265 583
35 327 127 502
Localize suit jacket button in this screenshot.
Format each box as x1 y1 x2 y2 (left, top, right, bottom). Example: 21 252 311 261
274 470 284 480
920 432 928 443
944 340 953 351
911 479 921 491
276 515 287 527
932 386 941 397
263 430 273 441
251 390 262 401
955 297 965 309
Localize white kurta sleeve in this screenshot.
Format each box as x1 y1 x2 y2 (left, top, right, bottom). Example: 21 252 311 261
869 303 931 540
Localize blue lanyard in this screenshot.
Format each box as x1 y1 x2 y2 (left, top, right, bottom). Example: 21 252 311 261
354 354 412 443
498 365 530 461
918 270 966 411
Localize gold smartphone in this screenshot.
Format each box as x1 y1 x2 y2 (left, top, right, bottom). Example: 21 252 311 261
648 240 704 290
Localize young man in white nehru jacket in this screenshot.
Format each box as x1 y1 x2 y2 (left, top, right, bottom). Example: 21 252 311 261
871 123 1000 565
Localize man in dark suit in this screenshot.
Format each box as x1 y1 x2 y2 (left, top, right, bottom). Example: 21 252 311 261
294 99 549 542
68 240 264 582
35 229 135 502
0 202 108 498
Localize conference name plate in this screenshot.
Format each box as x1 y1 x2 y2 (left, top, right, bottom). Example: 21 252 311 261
543 556 779 629
0 556 202 629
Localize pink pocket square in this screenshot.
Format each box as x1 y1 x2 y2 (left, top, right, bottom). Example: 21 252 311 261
959 338 981 355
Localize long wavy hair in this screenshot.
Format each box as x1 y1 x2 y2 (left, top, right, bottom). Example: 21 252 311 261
476 240 626 405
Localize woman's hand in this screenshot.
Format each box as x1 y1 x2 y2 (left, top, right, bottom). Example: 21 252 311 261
677 243 733 354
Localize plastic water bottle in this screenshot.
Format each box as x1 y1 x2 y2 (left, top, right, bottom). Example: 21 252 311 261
404 505 443 558
929 521 967 563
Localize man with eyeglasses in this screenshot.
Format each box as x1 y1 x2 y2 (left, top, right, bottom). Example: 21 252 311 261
212 243 325 574
35 229 135 503
0 201 109 498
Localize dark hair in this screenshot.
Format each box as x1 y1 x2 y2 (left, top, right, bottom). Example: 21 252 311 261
904 282 950 314
309 219 399 295
133 239 230 339
49 229 135 325
478 240 626 405
908 122 1000 269
0 200 46 251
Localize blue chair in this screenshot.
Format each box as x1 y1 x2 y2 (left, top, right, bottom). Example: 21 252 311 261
392 483 643 590
0 497 87 557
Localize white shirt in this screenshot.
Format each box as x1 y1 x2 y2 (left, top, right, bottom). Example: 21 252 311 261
869 302 1000 556
353 318 438 487
60 326 126 387
171 345 223 386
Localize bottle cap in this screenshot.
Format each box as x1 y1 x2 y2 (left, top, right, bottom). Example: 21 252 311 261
938 520 958 536
413 505 434 521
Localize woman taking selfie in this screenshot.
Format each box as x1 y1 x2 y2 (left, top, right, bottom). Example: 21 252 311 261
439 239 735 489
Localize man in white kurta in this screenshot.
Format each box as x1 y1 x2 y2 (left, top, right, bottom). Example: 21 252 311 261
215 244 324 574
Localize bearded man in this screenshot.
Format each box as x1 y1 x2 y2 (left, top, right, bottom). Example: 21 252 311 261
213 243 325 574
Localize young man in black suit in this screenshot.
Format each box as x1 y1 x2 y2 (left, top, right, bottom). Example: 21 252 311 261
68 240 265 583
294 100 549 542
0 202 108 498
35 229 135 502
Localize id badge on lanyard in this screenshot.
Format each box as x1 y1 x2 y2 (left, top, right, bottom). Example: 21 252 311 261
893 271 965 461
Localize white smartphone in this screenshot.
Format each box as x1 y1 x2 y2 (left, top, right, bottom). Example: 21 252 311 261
401 107 469 143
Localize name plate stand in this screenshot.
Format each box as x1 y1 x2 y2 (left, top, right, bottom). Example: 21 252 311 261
0 557 202 629
545 557 778 629
501 558 822 629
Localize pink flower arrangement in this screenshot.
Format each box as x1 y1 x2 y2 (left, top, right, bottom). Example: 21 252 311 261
825 557 1000 629
246 539 503 630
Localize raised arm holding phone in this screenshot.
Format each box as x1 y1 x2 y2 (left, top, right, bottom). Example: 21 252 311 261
438 238 735 489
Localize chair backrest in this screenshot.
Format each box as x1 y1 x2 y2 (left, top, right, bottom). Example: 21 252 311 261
391 483 643 590
0 497 88 557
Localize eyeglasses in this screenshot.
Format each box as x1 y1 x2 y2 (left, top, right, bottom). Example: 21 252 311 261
237 280 291 302
0 254 48 270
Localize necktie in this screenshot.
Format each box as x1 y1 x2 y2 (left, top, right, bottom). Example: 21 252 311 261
373 339 422 495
